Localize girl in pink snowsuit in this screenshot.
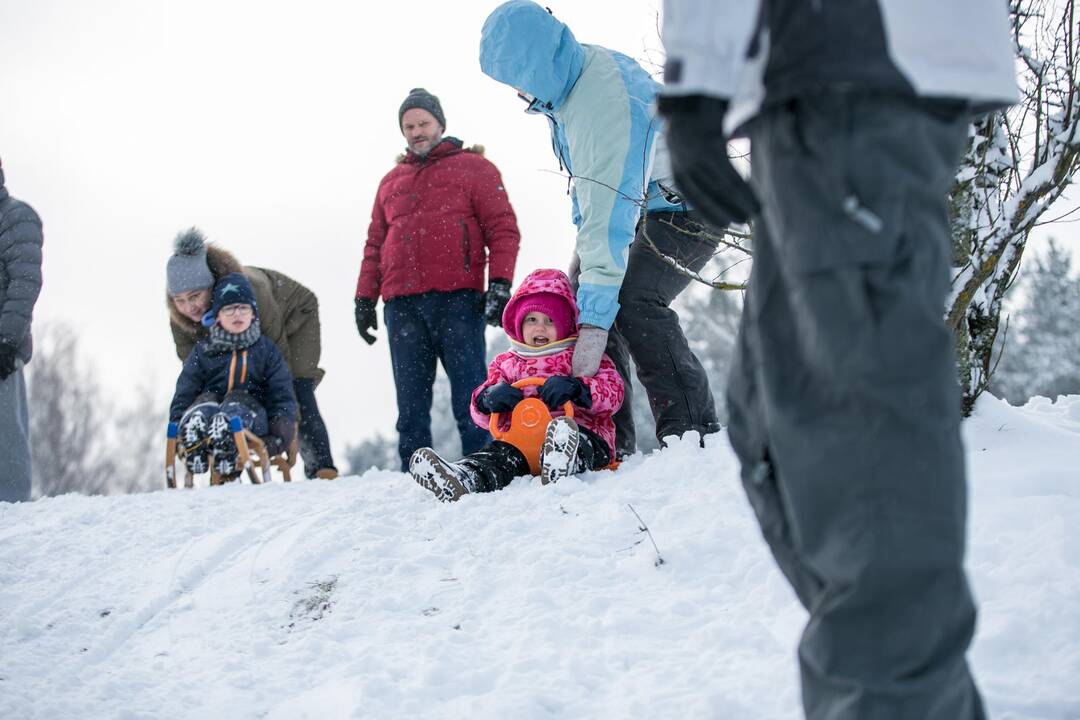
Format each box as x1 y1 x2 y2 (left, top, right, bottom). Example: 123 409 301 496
409 268 624 502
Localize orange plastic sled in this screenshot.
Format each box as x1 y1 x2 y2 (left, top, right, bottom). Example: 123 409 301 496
489 377 572 476
488 377 619 475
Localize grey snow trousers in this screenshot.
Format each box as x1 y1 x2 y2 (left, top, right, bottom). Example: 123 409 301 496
0 364 32 502
607 211 721 456
728 93 985 719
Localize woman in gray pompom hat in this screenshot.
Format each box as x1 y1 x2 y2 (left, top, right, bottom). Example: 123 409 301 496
165 227 339 479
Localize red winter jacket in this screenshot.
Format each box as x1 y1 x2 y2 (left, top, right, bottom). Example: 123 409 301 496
356 138 521 302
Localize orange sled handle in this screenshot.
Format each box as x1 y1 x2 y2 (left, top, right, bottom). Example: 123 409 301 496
489 377 574 476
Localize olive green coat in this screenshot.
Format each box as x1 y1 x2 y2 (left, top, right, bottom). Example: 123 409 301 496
167 244 324 383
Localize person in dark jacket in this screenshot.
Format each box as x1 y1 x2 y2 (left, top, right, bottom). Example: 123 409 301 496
0 159 43 503
166 228 337 479
355 88 522 471
479 2 721 458
659 2 1018 718
170 273 297 478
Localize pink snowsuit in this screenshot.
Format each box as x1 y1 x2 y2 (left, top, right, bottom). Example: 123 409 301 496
470 269 624 456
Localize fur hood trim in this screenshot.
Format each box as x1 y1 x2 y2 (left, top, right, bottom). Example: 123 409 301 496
395 142 485 164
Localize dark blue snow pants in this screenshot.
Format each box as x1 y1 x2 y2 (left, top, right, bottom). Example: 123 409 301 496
729 93 985 719
384 289 490 472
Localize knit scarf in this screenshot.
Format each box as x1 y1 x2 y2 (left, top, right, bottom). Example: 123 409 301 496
206 318 262 355
508 335 577 359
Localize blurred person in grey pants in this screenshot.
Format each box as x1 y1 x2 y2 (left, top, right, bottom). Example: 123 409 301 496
659 2 1017 718
0 159 43 503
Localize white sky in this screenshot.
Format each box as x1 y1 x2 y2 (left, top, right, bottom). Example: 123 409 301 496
0 0 666 460
1 0 1075 464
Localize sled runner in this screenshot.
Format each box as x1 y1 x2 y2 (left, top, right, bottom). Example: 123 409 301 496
165 416 298 488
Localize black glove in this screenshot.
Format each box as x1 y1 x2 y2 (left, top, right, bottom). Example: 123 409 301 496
354 297 378 345
476 382 524 414
539 375 592 410
267 416 296 456
483 279 513 327
657 94 760 230
0 338 18 382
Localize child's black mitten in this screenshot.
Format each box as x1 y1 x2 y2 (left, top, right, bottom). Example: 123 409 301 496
476 382 524 414
539 376 592 410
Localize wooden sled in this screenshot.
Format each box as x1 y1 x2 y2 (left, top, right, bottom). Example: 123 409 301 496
166 416 299 489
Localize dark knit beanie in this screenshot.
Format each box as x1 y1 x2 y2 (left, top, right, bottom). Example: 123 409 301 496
201 272 258 327
398 88 446 130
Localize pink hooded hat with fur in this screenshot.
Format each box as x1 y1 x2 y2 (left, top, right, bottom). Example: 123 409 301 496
471 268 624 456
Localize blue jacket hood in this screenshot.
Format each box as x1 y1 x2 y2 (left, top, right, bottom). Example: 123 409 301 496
479 1 584 111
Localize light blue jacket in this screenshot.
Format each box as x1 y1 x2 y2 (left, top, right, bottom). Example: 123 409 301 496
480 0 683 330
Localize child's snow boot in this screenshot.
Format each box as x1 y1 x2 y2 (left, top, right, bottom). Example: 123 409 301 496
540 416 580 485
208 412 240 478
410 448 479 502
179 412 210 474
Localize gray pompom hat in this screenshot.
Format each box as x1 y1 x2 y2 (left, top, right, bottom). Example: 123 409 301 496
167 227 215 295
398 88 446 130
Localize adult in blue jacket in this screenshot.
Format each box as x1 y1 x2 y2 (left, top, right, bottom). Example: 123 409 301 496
480 0 719 456
659 1 1018 718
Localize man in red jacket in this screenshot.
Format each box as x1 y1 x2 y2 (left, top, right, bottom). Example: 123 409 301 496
356 88 521 471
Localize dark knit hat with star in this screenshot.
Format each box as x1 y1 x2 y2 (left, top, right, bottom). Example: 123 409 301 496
398 88 446 130
201 272 258 327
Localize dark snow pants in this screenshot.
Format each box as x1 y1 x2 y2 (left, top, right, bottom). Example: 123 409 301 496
607 211 720 456
461 427 611 492
0 364 31 502
728 92 984 719
293 378 336 477
384 289 490 472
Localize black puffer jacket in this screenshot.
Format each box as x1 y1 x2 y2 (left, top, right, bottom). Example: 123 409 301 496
0 167 44 364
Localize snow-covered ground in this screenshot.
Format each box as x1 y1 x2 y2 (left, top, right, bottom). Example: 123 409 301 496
1 396 1078 720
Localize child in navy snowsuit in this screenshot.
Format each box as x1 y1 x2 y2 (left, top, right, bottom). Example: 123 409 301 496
169 273 297 476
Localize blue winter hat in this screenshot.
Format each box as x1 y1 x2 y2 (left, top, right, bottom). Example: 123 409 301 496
201 272 257 327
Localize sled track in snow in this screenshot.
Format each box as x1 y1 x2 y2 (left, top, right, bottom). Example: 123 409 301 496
83 505 334 667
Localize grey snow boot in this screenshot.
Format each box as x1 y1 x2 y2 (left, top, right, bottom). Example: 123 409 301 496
540 416 580 486
410 448 479 503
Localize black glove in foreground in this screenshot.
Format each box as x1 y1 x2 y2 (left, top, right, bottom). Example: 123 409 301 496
657 94 760 230
539 375 592 410
354 297 378 345
483 279 513 327
0 338 17 381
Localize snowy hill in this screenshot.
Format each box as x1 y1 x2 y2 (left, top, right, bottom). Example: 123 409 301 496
1 396 1078 720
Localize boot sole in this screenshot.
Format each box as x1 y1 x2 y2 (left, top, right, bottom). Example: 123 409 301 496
541 417 580 486
410 448 469 503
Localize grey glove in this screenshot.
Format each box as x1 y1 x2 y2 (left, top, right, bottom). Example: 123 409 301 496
572 325 608 377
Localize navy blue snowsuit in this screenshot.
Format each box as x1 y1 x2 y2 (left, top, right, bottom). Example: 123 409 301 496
169 336 297 436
